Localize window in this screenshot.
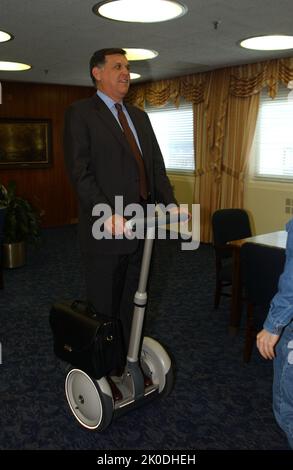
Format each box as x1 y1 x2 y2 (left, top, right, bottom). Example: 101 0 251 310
147 101 195 172
254 84 293 181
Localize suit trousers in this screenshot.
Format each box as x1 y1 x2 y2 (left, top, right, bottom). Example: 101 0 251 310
81 198 151 361
82 241 144 357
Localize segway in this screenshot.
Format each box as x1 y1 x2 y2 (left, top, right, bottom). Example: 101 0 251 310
64 212 185 430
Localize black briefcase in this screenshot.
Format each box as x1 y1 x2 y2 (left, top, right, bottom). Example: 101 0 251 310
49 300 125 379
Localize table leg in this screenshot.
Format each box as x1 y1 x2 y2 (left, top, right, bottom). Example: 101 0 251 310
229 246 242 335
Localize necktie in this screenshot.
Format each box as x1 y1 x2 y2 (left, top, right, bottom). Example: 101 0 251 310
115 103 148 200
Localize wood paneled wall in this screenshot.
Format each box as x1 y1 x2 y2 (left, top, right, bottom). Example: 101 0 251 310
0 81 93 227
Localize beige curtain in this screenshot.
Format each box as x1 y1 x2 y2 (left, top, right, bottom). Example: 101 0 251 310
220 93 259 209
195 68 230 241
126 72 207 108
126 57 293 242
196 57 293 241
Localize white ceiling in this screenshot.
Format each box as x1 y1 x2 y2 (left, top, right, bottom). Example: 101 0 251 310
1 0 293 87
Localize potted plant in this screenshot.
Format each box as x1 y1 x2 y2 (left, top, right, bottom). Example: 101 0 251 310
0 181 41 268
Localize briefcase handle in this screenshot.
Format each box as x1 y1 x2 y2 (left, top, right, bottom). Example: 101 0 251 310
71 300 97 318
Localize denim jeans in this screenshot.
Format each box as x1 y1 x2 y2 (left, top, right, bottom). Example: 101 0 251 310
273 319 293 449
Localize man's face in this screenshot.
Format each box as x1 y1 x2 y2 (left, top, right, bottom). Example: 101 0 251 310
92 54 130 101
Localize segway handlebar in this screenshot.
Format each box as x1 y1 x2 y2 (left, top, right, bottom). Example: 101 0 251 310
125 211 189 232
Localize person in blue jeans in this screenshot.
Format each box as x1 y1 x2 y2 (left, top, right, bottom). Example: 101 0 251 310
257 218 293 449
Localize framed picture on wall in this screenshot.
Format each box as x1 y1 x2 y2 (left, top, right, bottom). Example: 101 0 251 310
0 118 52 168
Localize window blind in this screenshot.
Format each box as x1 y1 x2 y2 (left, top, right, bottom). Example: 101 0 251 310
254 85 293 180
147 102 195 172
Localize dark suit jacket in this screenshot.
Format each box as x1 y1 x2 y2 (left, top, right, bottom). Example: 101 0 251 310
64 93 177 254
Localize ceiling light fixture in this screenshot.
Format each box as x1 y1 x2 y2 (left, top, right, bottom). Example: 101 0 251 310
124 48 158 61
0 61 31 71
240 35 293 51
130 72 141 80
93 0 187 23
0 30 13 42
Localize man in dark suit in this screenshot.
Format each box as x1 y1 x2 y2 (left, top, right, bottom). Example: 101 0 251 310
64 48 178 363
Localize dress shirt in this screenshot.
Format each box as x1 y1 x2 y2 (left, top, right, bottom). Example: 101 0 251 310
97 90 142 153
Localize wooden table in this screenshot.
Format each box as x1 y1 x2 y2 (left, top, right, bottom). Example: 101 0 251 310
228 230 287 335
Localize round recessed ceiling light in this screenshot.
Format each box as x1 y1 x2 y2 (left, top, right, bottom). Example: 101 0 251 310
93 0 187 23
0 30 13 42
130 72 141 80
0 61 31 71
0 31 13 42
240 35 293 51
124 48 158 61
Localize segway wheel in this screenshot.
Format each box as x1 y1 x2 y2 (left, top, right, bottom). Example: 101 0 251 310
65 368 113 430
141 336 174 396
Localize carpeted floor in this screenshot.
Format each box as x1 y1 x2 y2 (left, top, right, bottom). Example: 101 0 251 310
0 225 290 450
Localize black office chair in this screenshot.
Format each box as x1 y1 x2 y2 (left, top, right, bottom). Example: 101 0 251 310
211 208 252 308
241 242 286 362
0 207 6 289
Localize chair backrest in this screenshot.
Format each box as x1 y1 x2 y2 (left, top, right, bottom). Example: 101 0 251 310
241 242 286 307
212 209 252 245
